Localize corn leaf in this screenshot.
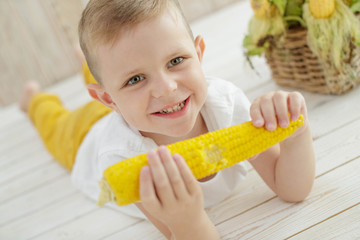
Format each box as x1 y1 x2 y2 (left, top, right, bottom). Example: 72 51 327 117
350 0 360 12
285 0 304 16
271 0 287 15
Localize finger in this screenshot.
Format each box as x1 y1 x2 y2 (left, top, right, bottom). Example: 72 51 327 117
272 91 289 128
288 92 303 121
139 165 160 210
147 150 175 204
250 98 264 127
300 103 308 119
260 94 277 131
173 154 200 195
158 146 188 200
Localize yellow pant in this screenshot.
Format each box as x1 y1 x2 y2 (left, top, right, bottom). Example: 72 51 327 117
28 63 112 171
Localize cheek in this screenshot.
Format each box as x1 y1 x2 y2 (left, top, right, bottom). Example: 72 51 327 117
115 97 148 128
118 106 143 129
189 67 207 97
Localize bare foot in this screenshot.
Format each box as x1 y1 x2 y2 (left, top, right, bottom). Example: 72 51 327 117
19 81 40 113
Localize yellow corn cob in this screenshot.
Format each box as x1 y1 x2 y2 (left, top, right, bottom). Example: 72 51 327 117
98 115 305 206
251 0 277 18
309 0 336 18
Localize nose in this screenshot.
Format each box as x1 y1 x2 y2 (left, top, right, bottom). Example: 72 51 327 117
151 72 178 98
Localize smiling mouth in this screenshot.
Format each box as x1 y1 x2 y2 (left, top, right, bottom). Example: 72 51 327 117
157 99 187 114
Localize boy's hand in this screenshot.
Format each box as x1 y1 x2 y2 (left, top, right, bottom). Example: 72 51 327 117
250 91 308 136
248 91 315 202
139 146 216 238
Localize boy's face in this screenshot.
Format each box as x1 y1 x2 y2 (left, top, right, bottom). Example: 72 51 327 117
92 11 207 140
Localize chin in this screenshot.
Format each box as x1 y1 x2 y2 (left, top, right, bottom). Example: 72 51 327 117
166 128 192 138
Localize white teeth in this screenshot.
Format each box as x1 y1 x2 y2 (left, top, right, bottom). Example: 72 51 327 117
159 100 186 114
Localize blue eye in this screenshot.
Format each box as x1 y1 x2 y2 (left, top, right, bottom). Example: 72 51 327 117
127 75 144 85
169 57 183 67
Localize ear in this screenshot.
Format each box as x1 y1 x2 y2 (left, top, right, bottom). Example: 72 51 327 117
194 35 206 63
87 83 120 113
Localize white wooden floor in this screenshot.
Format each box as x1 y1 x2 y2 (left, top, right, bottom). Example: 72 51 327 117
1 2 360 239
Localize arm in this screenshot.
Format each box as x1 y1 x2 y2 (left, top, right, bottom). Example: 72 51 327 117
138 146 220 240
249 91 315 202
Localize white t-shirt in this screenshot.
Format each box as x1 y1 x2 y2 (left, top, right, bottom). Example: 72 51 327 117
72 76 251 219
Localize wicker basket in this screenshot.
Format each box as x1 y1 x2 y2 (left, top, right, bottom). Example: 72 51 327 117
265 21 360 95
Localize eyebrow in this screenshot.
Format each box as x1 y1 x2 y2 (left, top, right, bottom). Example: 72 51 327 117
166 46 189 59
123 68 143 79
121 45 190 79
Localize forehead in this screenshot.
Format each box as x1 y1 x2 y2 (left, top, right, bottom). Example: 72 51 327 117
124 10 191 45
96 11 195 77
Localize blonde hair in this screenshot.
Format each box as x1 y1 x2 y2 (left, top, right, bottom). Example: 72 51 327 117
78 0 194 84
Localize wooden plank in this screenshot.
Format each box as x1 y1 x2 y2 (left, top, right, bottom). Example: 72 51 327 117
38 0 82 76
104 220 165 240
211 0 240 11
0 145 53 185
0 112 37 149
47 0 84 45
0 120 37 152
313 117 360 176
0 193 96 239
306 85 360 139
13 0 80 83
32 207 141 240
206 170 273 222
216 157 360 239
180 0 243 22
0 0 48 106
179 0 215 22
0 176 76 226
0 0 82 107
289 203 360 239
0 103 24 128
0 136 48 169
0 162 67 204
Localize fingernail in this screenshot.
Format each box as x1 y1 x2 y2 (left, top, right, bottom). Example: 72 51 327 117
291 114 299 121
173 154 182 162
158 145 169 153
253 120 263 127
147 150 156 159
141 166 150 174
266 123 276 131
280 120 289 128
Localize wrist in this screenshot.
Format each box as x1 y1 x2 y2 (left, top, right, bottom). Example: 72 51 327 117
170 211 219 240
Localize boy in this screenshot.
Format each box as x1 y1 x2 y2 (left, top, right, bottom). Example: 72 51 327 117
20 0 315 239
